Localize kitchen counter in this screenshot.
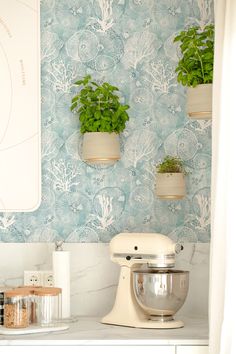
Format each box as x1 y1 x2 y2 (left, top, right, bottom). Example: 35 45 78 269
0 316 208 346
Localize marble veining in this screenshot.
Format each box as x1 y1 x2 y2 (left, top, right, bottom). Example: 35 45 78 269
0 242 209 318
0 316 208 344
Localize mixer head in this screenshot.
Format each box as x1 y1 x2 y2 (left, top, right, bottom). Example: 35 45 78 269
110 233 183 268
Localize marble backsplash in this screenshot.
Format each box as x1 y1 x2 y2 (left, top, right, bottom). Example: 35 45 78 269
0 242 209 318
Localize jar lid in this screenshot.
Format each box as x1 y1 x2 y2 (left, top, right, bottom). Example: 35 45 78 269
34 287 61 296
5 288 31 297
0 287 12 292
18 286 42 288
17 286 42 294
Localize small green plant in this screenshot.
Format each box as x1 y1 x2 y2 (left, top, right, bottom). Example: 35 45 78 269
157 156 186 174
70 75 129 134
174 24 214 87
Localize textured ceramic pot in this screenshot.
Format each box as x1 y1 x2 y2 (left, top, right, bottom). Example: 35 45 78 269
82 132 120 164
187 83 212 119
156 173 186 199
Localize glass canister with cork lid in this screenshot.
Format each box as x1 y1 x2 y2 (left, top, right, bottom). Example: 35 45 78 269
17 286 42 325
0 287 12 326
4 288 31 328
34 287 61 326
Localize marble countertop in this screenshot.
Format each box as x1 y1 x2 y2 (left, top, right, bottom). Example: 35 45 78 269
0 316 208 346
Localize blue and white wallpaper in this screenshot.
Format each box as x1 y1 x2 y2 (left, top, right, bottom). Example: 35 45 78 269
0 0 213 243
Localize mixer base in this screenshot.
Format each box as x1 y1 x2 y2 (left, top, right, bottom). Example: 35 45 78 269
102 318 184 329
144 319 184 329
134 319 184 329
150 315 174 322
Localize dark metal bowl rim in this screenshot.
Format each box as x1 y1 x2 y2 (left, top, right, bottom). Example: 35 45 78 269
133 269 189 274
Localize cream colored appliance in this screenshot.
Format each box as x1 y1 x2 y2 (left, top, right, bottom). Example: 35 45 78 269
102 233 189 329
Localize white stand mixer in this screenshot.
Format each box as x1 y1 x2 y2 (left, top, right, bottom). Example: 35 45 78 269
102 233 189 329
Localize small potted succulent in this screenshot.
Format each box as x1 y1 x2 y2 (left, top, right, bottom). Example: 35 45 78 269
156 156 186 199
174 24 214 119
71 75 129 163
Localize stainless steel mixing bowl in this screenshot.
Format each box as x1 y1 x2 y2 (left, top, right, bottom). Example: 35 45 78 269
133 269 189 322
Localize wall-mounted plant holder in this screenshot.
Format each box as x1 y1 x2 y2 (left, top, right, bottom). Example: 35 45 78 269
156 173 186 200
82 132 120 164
187 83 212 119
174 24 214 121
156 156 186 200
70 75 129 165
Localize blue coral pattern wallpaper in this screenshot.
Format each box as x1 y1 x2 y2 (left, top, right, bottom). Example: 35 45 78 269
0 0 214 243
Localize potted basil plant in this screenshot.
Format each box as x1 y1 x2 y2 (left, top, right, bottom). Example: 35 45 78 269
71 75 129 164
174 24 214 119
156 156 186 199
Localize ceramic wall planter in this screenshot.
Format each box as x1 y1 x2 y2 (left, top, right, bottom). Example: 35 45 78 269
82 132 120 164
187 83 212 119
156 173 186 200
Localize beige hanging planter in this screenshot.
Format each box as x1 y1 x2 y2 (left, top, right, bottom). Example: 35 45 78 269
187 83 212 119
82 132 120 164
156 173 186 200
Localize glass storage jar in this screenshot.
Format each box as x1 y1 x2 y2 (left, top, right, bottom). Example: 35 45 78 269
0 287 12 325
18 286 42 324
4 289 30 328
35 287 61 326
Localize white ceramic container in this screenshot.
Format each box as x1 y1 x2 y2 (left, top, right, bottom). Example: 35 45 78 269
82 132 120 164
187 83 212 119
156 173 186 199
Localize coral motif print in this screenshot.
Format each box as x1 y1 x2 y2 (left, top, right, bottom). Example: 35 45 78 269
46 160 80 192
93 188 126 230
194 194 211 230
0 0 213 243
185 188 211 233
145 59 177 94
188 0 214 29
96 194 115 230
122 31 161 70
0 214 15 230
41 31 63 63
90 0 115 33
124 130 157 168
46 60 78 93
